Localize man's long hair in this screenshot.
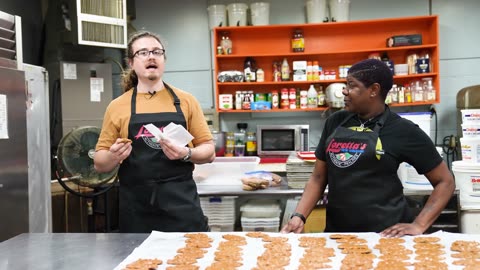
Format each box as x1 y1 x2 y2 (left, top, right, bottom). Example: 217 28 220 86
121 31 166 92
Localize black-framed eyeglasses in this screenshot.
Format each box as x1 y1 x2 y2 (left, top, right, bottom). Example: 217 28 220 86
133 48 165 58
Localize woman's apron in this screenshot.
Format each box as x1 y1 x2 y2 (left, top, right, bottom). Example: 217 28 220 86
324 108 412 232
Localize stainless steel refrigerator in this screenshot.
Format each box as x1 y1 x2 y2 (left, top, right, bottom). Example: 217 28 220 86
0 64 52 241
0 66 29 241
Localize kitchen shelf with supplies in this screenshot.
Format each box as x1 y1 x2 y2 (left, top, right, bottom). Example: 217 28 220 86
213 15 439 113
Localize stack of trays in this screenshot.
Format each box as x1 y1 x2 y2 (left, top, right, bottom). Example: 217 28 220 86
286 152 314 189
240 199 281 232
200 196 236 232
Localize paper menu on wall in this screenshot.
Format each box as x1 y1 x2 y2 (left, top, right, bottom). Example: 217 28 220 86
144 123 193 147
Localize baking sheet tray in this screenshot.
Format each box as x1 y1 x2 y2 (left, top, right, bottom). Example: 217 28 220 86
114 231 479 270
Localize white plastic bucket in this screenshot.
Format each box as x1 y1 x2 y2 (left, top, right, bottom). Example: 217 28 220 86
250 2 269 26
462 123 480 137
329 0 350 22
460 137 480 163
462 109 480 124
306 0 327 23
207 5 227 29
453 161 480 207
227 3 248 26
460 209 480 233
397 147 443 190
398 112 432 138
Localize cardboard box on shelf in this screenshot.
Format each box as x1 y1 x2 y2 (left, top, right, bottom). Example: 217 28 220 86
386 34 422 47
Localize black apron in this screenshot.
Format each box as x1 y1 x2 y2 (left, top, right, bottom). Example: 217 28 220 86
118 83 208 233
324 107 412 232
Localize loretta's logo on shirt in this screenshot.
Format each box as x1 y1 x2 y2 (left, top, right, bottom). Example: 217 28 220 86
134 125 165 150
326 138 367 168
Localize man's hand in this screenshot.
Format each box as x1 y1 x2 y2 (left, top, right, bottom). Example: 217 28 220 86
380 222 425 238
159 138 189 160
109 138 132 164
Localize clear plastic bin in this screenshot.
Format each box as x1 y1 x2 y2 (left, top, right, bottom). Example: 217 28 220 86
193 157 260 185
241 217 280 232
240 199 281 218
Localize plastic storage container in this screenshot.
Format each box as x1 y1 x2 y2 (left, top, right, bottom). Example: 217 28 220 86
306 0 327 23
461 109 480 124
241 217 280 232
460 137 480 163
453 161 480 207
227 3 247 26
193 156 260 185
398 112 431 138
462 123 480 137
250 2 269 26
240 199 281 218
207 5 226 29
200 196 236 232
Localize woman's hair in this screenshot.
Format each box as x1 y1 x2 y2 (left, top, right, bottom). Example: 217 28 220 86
121 31 166 92
347 58 393 100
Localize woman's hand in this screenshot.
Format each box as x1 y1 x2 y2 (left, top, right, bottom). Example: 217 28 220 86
380 222 425 237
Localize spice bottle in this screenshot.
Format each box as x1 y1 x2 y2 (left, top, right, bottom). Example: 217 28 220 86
256 68 264 82
271 90 279 109
317 85 326 106
280 88 289 109
312 61 320 81
244 57 256 82
273 61 282 82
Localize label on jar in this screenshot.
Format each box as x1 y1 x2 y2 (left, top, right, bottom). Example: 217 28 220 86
300 90 308 109
272 91 279 109
246 141 256 152
289 100 297 109
256 68 264 82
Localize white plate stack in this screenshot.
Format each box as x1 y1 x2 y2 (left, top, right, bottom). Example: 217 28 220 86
240 199 281 232
200 196 236 232
454 109 480 233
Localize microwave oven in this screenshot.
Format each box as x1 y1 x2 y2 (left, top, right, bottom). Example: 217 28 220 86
256 124 310 156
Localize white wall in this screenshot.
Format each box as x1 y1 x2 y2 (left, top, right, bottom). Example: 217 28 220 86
132 0 480 149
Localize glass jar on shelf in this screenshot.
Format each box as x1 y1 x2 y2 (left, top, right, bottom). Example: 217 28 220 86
422 77 436 101
220 31 232 55
225 132 235 157
245 132 257 156
291 29 304 52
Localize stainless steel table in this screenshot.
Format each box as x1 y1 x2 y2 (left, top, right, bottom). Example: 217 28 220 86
0 233 148 270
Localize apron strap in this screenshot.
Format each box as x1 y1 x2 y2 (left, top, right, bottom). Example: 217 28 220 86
164 82 182 112
372 105 391 134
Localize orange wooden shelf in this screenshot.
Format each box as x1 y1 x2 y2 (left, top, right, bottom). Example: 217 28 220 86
218 101 436 114
213 15 440 113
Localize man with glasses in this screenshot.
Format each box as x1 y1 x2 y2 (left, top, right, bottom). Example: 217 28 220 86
94 30 215 233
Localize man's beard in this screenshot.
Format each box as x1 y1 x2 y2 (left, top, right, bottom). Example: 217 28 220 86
147 74 159 81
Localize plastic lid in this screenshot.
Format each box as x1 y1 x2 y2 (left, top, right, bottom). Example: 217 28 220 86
237 123 248 130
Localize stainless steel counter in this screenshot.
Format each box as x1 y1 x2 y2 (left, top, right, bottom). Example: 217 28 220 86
0 233 148 270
